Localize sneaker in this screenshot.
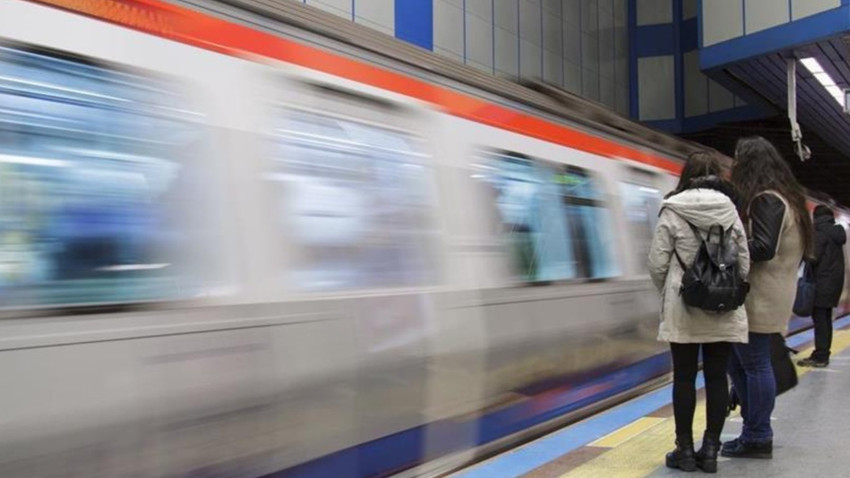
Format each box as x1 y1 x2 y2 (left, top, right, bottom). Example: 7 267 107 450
797 357 829 368
721 438 772 459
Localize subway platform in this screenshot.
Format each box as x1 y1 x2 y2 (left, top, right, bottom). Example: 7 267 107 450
451 316 850 478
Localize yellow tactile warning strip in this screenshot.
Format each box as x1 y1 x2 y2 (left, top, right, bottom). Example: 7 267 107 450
523 447 609 478
588 417 667 448
553 329 850 478
561 408 689 478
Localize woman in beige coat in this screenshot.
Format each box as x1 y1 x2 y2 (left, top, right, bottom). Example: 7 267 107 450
648 152 749 473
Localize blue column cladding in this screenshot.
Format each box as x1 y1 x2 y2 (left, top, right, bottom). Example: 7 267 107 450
395 0 434 50
629 0 765 133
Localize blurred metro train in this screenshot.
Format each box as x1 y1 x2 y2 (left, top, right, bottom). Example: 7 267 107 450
0 1 848 477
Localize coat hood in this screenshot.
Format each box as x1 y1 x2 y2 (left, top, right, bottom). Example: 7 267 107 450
662 188 739 231
816 215 847 245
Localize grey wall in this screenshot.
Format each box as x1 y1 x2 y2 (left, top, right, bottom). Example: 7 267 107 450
433 0 629 114
303 0 630 115
702 0 841 47
306 0 396 35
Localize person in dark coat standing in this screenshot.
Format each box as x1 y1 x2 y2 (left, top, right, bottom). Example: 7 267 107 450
798 205 847 367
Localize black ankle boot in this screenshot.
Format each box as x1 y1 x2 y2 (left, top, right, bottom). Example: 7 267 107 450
666 435 696 472
695 432 721 473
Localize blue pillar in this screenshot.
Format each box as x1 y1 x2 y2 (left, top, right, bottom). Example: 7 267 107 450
395 0 434 50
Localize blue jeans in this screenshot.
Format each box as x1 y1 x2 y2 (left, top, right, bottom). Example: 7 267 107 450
728 332 775 443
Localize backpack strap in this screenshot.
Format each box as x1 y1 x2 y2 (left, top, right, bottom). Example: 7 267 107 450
683 220 705 242
662 206 704 270
673 248 688 270
662 208 733 269
707 224 728 257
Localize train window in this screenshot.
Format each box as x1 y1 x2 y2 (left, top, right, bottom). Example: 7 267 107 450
619 182 662 274
473 152 576 282
271 110 437 291
0 46 217 308
473 152 620 282
559 167 620 279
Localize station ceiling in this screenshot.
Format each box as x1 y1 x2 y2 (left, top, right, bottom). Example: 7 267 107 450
695 36 850 206
682 115 850 206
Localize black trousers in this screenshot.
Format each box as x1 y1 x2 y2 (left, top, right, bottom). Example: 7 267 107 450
670 342 732 439
812 307 834 362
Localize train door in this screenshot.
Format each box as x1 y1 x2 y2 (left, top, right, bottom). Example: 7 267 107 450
257 69 448 457
617 166 666 278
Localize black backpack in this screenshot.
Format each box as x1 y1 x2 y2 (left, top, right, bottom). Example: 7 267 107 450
671 214 749 314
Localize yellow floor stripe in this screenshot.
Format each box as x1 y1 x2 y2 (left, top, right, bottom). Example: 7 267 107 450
560 329 850 478
561 407 696 478
589 417 666 448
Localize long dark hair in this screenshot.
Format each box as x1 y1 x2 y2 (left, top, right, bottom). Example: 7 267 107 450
666 151 724 199
731 136 813 258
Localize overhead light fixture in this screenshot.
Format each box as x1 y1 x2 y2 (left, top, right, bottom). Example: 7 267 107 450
800 57 846 109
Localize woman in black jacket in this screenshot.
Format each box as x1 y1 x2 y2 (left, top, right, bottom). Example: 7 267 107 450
798 205 847 367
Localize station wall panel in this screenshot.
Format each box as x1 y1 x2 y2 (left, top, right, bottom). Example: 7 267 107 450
684 50 708 117
638 55 675 120
565 0 581 26
745 0 790 35
305 0 351 19
494 2 519 78
564 60 583 92
702 0 843 48
708 78 735 112
634 0 758 131
583 67 601 100
465 0 493 73
355 0 394 35
636 0 672 26
434 0 464 62
792 0 841 20
702 0 744 46
682 0 697 20
520 0 544 78
583 0 599 34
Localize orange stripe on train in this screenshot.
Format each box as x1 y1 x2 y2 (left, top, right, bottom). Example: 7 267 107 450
27 0 682 174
